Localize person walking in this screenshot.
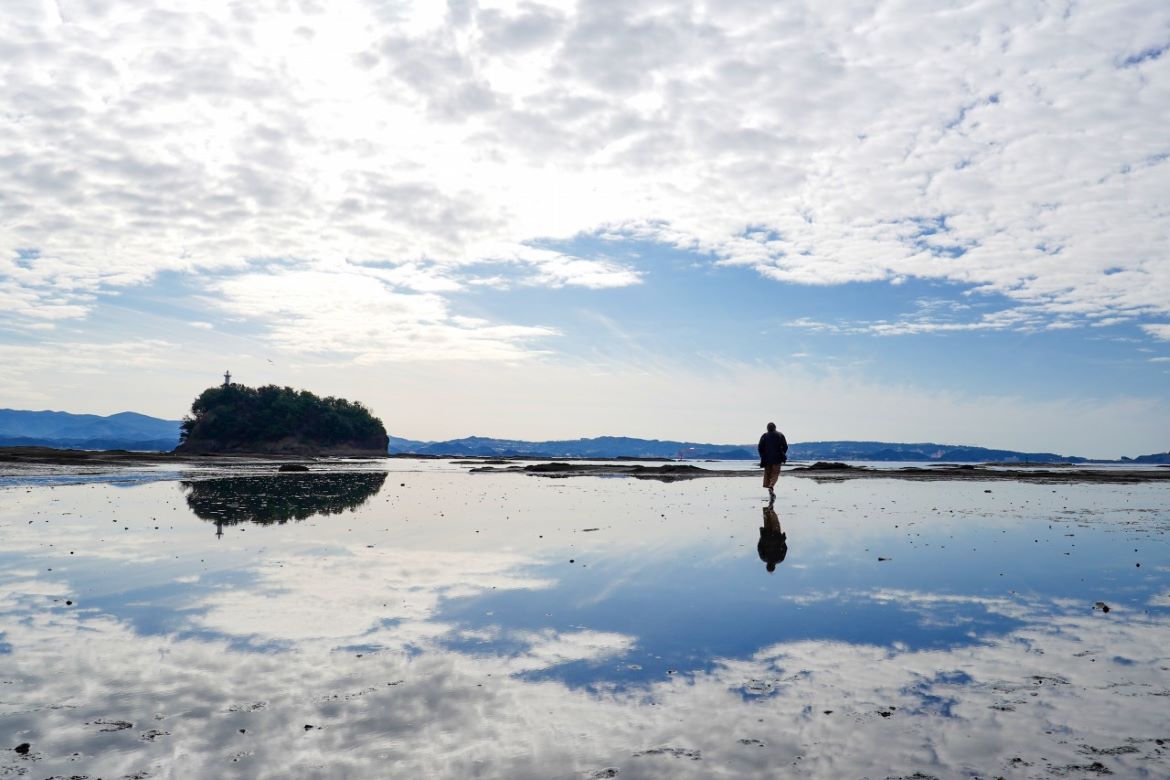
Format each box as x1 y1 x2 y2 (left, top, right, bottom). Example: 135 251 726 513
758 422 788 502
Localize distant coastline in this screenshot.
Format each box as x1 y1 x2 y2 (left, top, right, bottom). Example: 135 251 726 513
389 434 1169 464
1 408 1165 464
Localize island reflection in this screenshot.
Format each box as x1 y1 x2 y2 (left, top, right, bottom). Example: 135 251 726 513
181 472 387 528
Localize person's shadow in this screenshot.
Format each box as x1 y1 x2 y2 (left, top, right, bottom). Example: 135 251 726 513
758 505 788 573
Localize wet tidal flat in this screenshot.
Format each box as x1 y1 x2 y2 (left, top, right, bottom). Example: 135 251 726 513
2 461 1169 779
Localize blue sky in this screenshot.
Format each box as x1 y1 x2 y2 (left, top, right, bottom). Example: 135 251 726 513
1 0 1168 457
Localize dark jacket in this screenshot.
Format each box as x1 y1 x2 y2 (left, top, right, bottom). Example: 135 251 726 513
758 430 788 466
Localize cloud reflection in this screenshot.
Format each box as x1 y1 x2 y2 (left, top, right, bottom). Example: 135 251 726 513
2 584 1168 779
192 546 557 645
3 475 1170 778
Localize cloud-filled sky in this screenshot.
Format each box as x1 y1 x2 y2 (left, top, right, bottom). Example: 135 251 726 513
1 0 1168 456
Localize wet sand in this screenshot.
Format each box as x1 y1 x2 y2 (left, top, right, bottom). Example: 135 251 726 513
2 457 1169 778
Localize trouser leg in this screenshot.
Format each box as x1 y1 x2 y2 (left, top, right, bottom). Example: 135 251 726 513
764 464 781 488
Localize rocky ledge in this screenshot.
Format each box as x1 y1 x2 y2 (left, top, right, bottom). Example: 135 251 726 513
467 460 1170 484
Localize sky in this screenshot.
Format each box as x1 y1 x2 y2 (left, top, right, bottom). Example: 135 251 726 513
1 0 1168 458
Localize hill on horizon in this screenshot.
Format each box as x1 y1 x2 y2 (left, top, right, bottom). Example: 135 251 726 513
0 408 181 451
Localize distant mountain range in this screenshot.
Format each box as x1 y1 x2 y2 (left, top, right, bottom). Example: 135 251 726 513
0 408 182 451
386 435 757 460
2 409 1167 463
390 434 1170 464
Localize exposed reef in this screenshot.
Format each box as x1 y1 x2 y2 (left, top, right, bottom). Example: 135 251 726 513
2 449 1167 485
468 461 717 481
467 460 1170 484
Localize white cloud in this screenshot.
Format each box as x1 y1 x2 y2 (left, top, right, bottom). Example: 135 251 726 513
1143 324 1170 341
510 247 643 289
0 339 174 373
0 0 1167 344
209 266 557 361
785 307 1042 337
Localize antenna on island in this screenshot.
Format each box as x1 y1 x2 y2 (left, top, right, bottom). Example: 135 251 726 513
223 370 232 387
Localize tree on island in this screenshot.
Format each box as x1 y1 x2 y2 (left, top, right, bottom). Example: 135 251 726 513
176 382 388 455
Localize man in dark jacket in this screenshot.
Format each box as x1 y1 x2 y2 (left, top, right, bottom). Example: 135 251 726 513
758 422 788 501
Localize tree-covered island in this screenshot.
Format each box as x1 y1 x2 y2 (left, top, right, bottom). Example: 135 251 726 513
175 381 388 456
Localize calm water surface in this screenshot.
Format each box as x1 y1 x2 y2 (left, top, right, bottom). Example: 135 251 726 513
2 461 1168 778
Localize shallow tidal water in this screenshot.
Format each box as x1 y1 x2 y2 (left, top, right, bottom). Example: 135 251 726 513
2 461 1169 779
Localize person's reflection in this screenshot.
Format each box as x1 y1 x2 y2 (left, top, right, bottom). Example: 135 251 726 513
758 505 788 573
